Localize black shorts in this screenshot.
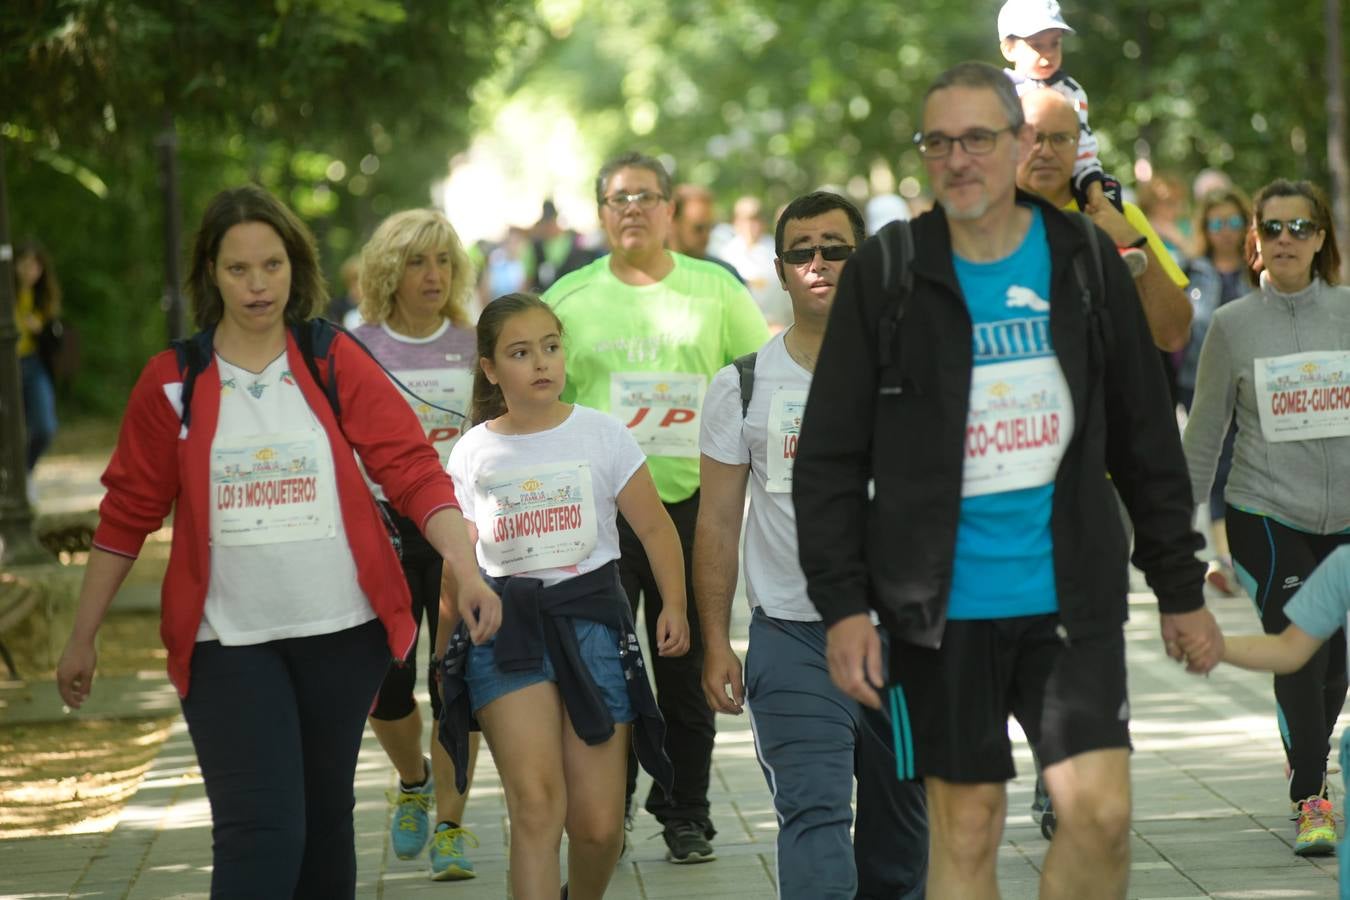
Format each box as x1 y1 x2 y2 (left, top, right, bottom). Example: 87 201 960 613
888 614 1130 783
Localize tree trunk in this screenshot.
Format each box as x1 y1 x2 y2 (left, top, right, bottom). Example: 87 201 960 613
1328 0 1350 281
157 109 186 340
0 139 54 565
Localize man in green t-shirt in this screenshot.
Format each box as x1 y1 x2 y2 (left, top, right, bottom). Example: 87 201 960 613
544 152 769 864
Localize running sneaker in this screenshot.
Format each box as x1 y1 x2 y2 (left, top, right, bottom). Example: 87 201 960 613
428 822 478 880
619 807 635 860
387 759 435 860
1030 775 1056 839
1294 795 1337 856
663 820 715 864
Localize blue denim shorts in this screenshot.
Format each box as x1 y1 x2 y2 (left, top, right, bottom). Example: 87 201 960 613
466 619 634 723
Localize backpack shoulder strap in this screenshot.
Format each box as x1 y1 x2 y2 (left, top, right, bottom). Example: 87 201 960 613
293 318 343 422
1072 212 1105 312
171 329 216 430
1071 212 1114 362
877 219 914 367
732 351 757 418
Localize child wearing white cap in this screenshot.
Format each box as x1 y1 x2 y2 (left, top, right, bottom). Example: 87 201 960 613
998 0 1125 214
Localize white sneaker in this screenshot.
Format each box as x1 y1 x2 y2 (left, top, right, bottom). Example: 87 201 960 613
1206 559 1238 596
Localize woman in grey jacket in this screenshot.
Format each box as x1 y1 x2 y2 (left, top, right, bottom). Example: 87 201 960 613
1182 179 1350 857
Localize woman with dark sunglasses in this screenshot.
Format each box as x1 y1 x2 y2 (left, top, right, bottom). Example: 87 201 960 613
1178 187 1254 596
1183 178 1350 857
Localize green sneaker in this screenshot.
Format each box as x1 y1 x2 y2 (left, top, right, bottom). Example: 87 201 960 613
429 822 479 881
387 760 435 860
1294 796 1337 857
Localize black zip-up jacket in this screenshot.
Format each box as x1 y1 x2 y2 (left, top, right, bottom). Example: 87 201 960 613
793 191 1205 648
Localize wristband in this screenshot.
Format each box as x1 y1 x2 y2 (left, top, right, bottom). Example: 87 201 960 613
1125 235 1148 250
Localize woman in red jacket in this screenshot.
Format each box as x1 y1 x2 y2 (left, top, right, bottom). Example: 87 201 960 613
56 185 499 900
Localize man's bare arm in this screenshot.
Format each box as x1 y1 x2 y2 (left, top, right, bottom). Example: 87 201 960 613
1085 196 1192 352
693 455 751 713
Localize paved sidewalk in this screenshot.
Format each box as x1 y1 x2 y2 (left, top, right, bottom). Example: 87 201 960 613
1 588 1344 899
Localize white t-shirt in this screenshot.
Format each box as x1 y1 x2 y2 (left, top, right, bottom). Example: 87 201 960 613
199 353 375 644
447 405 647 586
699 332 817 621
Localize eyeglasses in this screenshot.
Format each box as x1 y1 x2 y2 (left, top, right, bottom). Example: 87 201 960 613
780 244 854 265
1207 214 1247 232
603 191 666 211
913 126 1015 159
1032 131 1078 151
1258 218 1320 240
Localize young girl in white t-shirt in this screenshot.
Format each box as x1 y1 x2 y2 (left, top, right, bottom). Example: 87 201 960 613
440 292 689 900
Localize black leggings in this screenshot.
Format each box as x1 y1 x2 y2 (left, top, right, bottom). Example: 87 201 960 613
1226 506 1350 802
181 620 389 899
619 491 716 833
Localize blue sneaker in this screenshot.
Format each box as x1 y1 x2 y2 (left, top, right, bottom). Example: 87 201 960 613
387 761 435 860
1030 775 1056 840
429 822 478 880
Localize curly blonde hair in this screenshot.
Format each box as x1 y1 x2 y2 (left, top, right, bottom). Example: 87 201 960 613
358 209 474 328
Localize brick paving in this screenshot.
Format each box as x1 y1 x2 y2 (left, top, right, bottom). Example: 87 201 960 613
0 455 1344 898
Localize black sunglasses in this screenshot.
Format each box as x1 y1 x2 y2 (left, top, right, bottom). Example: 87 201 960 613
1259 218 1320 240
780 244 854 265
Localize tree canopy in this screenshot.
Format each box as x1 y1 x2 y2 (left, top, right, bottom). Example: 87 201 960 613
3 0 532 411
493 0 1343 212
4 0 1345 414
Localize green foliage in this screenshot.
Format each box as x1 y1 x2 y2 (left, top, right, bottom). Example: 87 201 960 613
3 0 534 414
494 0 1345 213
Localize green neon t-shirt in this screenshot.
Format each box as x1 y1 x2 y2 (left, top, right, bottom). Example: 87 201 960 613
544 252 770 503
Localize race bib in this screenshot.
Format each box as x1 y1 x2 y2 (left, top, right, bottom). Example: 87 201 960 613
610 371 706 458
962 357 1073 497
765 389 808 493
479 462 598 576
210 431 336 546
1255 351 1350 443
395 368 473 465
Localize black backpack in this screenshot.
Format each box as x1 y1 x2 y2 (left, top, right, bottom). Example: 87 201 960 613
172 318 467 429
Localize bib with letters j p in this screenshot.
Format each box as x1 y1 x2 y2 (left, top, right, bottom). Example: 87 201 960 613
949 206 1073 619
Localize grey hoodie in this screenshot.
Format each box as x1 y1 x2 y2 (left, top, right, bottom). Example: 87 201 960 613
1183 274 1350 533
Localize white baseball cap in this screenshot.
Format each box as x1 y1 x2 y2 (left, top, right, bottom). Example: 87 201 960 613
998 0 1074 39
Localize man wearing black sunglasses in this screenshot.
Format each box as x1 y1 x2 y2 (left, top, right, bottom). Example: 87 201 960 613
695 191 927 899
794 61 1216 898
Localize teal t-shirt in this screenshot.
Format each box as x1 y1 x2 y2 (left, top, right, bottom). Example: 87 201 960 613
1284 546 1350 639
543 252 770 503
948 206 1069 619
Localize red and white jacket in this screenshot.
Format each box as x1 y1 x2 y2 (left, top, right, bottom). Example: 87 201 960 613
93 328 459 697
